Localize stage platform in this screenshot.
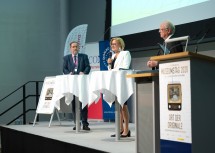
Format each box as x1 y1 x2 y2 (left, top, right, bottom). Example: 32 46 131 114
0 120 135 153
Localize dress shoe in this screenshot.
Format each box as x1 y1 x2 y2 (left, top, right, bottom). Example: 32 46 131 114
83 125 90 131
73 123 81 130
121 130 131 138
110 131 123 137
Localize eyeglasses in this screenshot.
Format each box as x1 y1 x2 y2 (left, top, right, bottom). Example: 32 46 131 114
159 28 168 32
111 43 118 46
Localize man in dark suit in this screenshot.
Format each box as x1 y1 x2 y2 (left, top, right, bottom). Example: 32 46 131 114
63 41 91 130
147 20 183 69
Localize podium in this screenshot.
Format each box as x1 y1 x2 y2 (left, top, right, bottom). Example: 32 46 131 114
150 52 215 153
127 70 160 153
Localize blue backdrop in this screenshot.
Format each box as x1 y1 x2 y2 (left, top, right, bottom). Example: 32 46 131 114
99 40 115 121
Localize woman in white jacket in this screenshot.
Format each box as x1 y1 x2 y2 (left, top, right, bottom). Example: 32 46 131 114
107 37 131 137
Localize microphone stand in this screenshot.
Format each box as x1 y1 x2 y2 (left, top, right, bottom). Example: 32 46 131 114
194 29 209 53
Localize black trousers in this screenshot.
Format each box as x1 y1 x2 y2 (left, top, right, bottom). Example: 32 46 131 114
72 96 89 126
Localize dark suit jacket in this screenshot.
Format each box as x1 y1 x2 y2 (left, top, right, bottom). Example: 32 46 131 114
157 40 183 55
63 53 91 74
153 39 183 70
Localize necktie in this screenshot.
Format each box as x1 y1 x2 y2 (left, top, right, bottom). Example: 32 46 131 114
74 56 77 63
73 55 78 74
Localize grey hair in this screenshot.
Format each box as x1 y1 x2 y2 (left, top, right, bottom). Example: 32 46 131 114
163 20 175 35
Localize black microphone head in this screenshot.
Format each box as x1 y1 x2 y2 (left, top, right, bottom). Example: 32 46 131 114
109 51 112 58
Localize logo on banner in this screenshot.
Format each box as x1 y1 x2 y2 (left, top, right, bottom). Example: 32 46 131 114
64 24 88 56
102 46 111 68
99 40 111 70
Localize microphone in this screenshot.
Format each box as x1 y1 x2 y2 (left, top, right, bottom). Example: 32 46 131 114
109 51 112 58
169 43 183 52
108 51 112 69
195 29 210 53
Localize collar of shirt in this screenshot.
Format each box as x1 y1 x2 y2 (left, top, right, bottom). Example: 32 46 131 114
165 34 173 41
72 54 78 58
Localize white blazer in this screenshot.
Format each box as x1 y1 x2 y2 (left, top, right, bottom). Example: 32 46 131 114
109 50 131 70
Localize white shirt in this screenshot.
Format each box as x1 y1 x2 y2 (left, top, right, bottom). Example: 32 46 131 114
109 50 131 70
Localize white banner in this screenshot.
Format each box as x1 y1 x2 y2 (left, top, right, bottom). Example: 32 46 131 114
64 24 88 56
159 60 192 143
85 42 100 71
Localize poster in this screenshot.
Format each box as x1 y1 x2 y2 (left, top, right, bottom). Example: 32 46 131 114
36 76 56 114
159 60 191 143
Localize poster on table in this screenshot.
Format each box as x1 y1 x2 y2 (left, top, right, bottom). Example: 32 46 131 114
36 76 56 114
159 60 191 143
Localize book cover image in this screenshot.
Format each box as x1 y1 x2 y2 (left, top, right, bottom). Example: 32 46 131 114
167 83 182 111
45 88 53 100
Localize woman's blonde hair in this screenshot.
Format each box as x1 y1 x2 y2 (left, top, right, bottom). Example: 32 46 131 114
110 37 125 50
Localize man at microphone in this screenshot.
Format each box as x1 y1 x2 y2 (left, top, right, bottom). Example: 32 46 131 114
107 37 132 137
147 20 183 69
63 41 91 131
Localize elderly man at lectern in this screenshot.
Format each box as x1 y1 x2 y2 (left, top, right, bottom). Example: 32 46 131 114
63 41 91 131
147 20 183 69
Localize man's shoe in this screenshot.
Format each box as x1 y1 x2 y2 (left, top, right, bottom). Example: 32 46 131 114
73 123 81 130
83 125 90 131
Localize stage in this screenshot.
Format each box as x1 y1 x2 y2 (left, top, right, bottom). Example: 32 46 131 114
0 120 135 153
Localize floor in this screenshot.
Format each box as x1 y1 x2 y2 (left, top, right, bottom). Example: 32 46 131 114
0 120 136 153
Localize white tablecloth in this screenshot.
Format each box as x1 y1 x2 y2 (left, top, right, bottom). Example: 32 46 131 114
89 70 134 107
54 74 91 110
53 70 134 110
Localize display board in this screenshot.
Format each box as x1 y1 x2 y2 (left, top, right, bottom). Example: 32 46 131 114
159 60 191 143
36 76 56 114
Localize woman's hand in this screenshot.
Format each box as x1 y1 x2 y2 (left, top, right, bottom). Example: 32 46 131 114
107 58 112 65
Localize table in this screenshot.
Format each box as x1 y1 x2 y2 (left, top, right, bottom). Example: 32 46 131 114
54 74 91 133
89 70 134 140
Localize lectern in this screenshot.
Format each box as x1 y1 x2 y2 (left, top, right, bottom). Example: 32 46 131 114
127 70 160 153
150 52 215 153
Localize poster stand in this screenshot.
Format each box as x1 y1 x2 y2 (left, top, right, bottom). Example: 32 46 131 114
33 76 61 127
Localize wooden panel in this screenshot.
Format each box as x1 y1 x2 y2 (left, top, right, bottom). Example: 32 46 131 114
150 52 215 62
127 73 158 78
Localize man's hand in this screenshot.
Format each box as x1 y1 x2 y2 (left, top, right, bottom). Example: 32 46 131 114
147 60 158 68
